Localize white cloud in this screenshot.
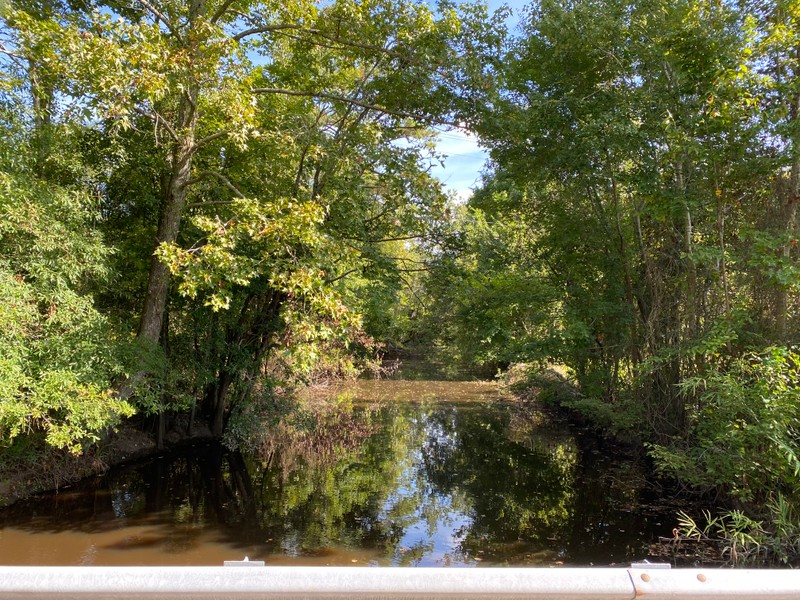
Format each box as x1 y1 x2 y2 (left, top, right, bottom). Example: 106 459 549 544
430 128 489 203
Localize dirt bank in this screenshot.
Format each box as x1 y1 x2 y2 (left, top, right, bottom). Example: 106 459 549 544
0 423 214 508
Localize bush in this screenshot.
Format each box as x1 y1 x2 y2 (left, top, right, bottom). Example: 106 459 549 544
0 174 132 454
650 346 800 504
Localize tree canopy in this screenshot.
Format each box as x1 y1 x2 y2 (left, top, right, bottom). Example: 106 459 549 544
2 0 800 544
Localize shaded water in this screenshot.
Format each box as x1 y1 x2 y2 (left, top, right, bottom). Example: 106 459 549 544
0 380 676 566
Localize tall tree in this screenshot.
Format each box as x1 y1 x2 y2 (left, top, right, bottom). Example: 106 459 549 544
2 0 503 443
442 0 765 438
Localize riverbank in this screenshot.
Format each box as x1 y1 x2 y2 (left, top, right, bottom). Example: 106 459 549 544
500 364 643 449
0 423 215 509
501 363 800 568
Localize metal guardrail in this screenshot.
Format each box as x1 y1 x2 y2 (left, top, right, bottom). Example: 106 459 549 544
1 565 799 599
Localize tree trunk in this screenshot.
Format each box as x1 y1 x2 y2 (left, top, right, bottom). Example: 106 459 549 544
608 164 641 368
211 371 233 437
775 85 800 340
137 127 196 343
137 0 205 345
29 62 53 179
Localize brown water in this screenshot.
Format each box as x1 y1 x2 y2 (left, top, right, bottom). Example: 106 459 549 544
0 380 676 567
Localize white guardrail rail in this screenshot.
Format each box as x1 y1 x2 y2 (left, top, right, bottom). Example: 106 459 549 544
1 562 799 599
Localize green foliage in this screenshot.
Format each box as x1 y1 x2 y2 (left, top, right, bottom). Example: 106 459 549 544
3 0 799 544
157 197 326 312
427 0 800 448
0 173 133 453
425 202 561 372
561 396 643 440
0 0 495 453
675 495 800 566
650 347 800 503
676 508 768 565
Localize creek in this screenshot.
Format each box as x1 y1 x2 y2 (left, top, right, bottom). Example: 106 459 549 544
0 378 677 567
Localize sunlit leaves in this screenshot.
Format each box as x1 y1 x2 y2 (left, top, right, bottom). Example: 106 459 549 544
157 197 325 310
0 174 133 453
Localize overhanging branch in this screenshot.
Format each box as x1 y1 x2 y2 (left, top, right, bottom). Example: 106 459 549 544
210 0 239 24
136 0 183 41
233 24 403 61
193 130 231 150
232 23 308 42
187 170 245 197
252 87 457 126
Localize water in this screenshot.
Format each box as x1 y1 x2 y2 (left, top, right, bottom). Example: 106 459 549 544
0 379 676 566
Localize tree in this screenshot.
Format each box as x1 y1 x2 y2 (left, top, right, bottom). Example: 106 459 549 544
0 173 133 453
2 0 504 446
746 0 800 339
442 0 766 438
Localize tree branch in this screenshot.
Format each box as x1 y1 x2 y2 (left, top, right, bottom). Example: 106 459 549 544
273 29 404 59
363 206 395 225
187 170 245 197
193 130 231 149
253 87 380 110
210 0 239 24
0 43 26 68
343 234 426 243
233 24 405 60
136 0 183 40
232 23 307 42
186 199 235 208
325 267 360 284
396 267 431 273
397 271 427 309
252 87 458 126
135 106 179 142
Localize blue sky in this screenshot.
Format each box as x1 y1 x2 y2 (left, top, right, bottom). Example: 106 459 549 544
430 0 528 201
429 127 489 202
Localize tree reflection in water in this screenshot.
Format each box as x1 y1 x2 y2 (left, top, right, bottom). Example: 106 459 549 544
0 381 672 566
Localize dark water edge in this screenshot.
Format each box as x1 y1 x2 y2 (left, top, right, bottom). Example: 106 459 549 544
0 380 681 567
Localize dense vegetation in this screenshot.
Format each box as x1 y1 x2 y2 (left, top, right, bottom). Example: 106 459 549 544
0 0 502 454
419 0 800 562
1 0 800 564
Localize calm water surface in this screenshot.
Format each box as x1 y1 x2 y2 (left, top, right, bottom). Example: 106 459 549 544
0 380 676 566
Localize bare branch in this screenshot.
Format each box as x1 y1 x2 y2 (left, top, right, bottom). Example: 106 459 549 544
234 24 404 60
396 267 431 273
186 199 235 208
397 271 427 309
387 255 430 266
187 170 246 197
232 23 307 42
343 234 426 243
210 0 239 24
276 29 403 59
134 106 179 142
0 43 26 68
136 0 183 40
253 87 459 127
363 206 396 225
325 267 360 284
193 130 231 149
254 86 374 108
313 32 398 57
